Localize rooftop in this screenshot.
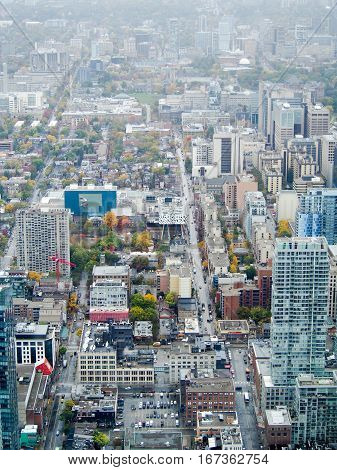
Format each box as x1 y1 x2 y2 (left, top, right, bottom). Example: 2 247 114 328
186 377 234 393
92 265 130 276
265 407 291 426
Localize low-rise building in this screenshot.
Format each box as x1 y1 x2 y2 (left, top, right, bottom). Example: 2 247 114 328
264 407 292 449
168 343 216 383
92 265 130 291
15 323 56 367
78 323 154 384
185 378 235 424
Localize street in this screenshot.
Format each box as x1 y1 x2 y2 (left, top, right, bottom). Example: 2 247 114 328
177 147 214 336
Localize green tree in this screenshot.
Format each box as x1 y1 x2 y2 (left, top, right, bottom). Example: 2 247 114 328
131 255 149 272
165 291 177 307
59 346 67 356
245 266 257 281
93 430 109 449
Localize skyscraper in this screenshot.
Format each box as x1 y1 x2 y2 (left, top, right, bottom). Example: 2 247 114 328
306 104 330 137
295 189 337 244
320 134 337 187
16 207 71 277
0 284 19 449
271 237 329 387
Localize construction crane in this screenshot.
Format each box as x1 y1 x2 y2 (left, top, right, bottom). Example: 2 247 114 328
49 255 76 283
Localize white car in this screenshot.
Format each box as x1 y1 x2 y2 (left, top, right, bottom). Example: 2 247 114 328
170 412 175 418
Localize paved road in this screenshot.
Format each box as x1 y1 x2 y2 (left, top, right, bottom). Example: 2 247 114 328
230 348 262 450
177 147 214 336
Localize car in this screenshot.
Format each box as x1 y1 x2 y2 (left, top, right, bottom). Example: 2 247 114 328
164 413 168 419
134 423 139 429
145 421 150 427
170 400 173 405
138 421 142 428
175 413 179 418
170 412 175 418
56 431 60 436
125 386 131 390
173 400 177 405
142 422 146 428
138 403 143 409
161 421 164 428
149 420 153 427
133 393 136 398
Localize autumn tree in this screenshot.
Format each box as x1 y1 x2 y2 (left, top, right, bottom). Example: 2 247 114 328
103 211 118 230
277 220 292 237
27 271 42 282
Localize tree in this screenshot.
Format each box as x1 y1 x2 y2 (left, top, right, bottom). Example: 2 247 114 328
131 255 149 272
59 346 67 356
144 293 156 303
277 220 292 237
93 430 109 449
27 271 42 282
103 211 118 230
245 266 257 280
202 260 208 269
165 291 177 307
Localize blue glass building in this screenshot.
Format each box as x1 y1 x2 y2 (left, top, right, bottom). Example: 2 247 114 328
295 189 337 245
0 285 19 449
64 185 117 217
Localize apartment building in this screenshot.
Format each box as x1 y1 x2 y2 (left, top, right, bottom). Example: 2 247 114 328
16 207 71 277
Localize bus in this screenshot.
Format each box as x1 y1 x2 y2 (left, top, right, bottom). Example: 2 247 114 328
244 392 250 404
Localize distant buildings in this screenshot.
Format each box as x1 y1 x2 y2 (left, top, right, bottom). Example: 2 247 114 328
16 207 71 277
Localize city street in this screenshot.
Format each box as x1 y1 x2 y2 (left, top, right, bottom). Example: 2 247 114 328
230 348 261 450
177 147 214 336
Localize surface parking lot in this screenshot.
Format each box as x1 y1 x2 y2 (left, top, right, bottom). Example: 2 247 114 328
118 391 181 431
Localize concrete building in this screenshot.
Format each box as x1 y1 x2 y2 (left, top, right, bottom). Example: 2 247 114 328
92 265 130 291
213 130 241 175
243 192 267 240
169 266 192 299
15 323 56 367
191 138 214 178
272 101 304 150
223 174 258 212
293 175 325 194
16 207 71 277
168 343 216 383
89 280 128 322
306 104 330 137
320 134 337 187
78 323 154 384
262 168 283 194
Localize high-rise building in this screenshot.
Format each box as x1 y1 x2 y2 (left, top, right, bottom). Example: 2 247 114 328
291 372 337 447
272 101 304 150
0 285 19 449
218 16 234 52
191 138 214 177
243 192 267 240
306 104 330 137
213 130 243 175
271 237 329 387
320 134 337 187
295 189 337 244
16 207 71 277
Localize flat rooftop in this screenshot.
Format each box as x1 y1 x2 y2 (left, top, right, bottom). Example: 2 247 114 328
265 408 291 426
217 320 249 332
92 265 130 276
186 377 234 393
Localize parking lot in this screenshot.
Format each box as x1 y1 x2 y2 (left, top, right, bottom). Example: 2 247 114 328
117 391 181 431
